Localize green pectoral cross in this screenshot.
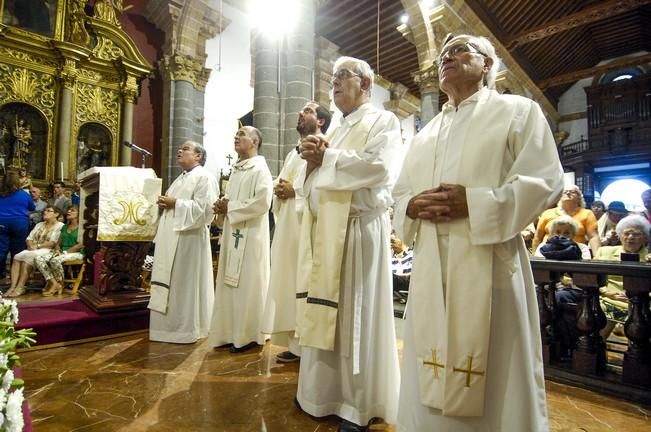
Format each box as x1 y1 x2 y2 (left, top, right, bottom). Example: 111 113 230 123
232 229 244 248
453 355 485 388
423 349 445 379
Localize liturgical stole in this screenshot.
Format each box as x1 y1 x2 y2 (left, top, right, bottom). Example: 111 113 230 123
296 110 382 352
411 90 520 416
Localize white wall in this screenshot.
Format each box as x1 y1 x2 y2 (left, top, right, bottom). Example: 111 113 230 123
203 3 253 179
557 77 591 144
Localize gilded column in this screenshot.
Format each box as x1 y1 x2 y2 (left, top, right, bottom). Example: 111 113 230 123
58 60 76 182
412 65 440 126
120 76 138 166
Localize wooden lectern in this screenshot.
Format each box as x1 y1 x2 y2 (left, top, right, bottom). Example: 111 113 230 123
77 167 162 312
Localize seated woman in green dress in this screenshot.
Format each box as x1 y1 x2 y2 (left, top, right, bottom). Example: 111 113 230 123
35 205 84 296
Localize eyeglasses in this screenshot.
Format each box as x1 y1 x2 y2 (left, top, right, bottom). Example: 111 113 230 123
439 42 488 63
622 230 644 238
330 69 361 84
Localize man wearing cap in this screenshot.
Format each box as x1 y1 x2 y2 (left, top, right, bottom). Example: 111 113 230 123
597 201 628 246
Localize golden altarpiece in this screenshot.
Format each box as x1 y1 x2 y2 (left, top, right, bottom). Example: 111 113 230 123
0 0 154 311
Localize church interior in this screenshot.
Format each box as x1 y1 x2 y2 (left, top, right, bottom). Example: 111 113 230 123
0 0 650 430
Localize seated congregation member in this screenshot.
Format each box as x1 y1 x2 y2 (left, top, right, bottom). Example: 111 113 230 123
535 215 590 357
28 186 47 229
6 206 63 297
209 126 272 353
35 205 83 296
48 181 72 217
534 215 591 260
590 200 606 221
532 185 601 256
391 232 412 303
639 189 651 248
596 215 651 337
393 33 563 431
0 171 35 282
597 201 628 246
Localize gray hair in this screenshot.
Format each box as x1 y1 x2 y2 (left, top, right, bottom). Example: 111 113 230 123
558 184 586 208
333 56 375 88
547 215 579 237
442 34 500 89
615 215 651 241
186 140 207 166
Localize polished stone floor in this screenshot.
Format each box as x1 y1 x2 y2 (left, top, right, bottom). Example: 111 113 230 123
20 332 650 432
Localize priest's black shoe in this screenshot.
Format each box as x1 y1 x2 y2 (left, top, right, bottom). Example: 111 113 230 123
338 417 385 432
229 341 258 353
338 419 365 432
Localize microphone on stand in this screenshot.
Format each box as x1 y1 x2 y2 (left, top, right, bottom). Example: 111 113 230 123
123 140 153 157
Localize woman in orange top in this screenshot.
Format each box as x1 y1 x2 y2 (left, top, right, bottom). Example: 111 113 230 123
531 185 601 256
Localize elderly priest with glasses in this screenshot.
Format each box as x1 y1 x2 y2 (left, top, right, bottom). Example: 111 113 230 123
294 56 402 431
393 34 564 431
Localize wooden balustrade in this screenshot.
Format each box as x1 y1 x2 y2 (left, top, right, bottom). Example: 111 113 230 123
530 257 651 394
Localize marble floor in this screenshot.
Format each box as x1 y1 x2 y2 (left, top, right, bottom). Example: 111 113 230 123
20 332 651 432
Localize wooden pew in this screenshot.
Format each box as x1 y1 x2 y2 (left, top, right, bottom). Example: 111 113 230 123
530 257 651 390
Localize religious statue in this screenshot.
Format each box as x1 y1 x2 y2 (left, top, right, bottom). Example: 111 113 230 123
67 0 90 46
10 118 31 170
17 167 32 191
94 0 132 25
77 137 109 173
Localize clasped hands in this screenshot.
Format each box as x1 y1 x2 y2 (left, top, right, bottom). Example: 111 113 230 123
213 197 229 215
157 195 176 210
406 183 469 223
274 178 295 200
299 135 328 173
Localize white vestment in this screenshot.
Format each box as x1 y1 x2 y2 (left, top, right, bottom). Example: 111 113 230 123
209 155 273 348
296 103 402 426
261 149 304 352
393 88 564 431
149 166 219 343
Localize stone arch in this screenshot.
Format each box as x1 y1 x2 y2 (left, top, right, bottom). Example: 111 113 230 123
400 0 437 70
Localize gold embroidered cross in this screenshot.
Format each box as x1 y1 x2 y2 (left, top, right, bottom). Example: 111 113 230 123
423 349 445 379
453 355 485 387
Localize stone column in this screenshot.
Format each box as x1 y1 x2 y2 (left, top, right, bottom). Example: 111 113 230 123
254 0 317 176
412 65 439 126
383 83 420 120
253 34 281 174
159 54 205 183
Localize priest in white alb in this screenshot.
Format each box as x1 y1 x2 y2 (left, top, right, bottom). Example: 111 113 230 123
149 141 219 343
261 101 331 363
209 126 273 353
392 34 564 431
295 56 401 432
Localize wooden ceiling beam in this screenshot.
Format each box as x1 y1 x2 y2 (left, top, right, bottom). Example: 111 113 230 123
506 0 651 48
537 53 651 89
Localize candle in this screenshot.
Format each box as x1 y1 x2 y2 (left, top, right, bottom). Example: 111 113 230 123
60 162 64 182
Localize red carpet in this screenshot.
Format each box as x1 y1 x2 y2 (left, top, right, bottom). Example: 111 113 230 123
16 299 149 346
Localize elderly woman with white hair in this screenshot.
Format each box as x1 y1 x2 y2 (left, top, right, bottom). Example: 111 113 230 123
532 184 601 255
596 214 651 335
534 215 591 260
393 33 564 431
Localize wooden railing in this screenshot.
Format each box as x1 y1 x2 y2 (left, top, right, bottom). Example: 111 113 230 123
558 137 590 157
530 258 651 400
